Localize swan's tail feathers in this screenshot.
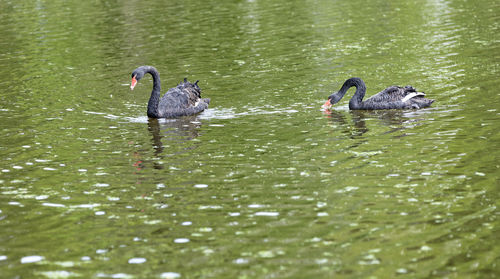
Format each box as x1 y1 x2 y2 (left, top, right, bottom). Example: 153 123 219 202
177 77 204 105
400 86 434 108
404 85 417 92
178 78 201 92
408 95 434 109
413 98 434 109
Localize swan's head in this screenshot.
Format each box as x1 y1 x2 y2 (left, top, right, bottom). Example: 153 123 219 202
322 92 343 109
130 68 146 90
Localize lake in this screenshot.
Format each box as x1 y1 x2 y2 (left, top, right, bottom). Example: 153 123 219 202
0 0 499 278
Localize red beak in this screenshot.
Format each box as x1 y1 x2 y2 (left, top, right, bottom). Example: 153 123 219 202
322 100 332 109
130 76 137 90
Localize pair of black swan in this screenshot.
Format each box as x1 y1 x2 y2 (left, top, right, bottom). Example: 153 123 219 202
129 66 433 118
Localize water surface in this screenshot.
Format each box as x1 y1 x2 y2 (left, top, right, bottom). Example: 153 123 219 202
0 0 499 278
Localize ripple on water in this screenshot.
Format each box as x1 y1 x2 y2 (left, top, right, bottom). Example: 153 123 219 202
83 106 299 129
160 272 181 279
200 106 299 120
42 203 66 208
37 271 77 278
254 212 279 217
96 273 132 279
128 258 147 264
20 255 44 264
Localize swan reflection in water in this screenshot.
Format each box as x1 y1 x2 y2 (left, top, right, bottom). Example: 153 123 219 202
131 116 203 170
326 110 368 139
325 109 429 139
148 116 202 152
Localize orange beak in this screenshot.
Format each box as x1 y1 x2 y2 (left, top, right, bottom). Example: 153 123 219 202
130 76 137 90
322 99 332 109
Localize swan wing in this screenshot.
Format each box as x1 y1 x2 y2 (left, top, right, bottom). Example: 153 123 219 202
160 88 190 108
366 86 426 103
160 79 203 109
176 78 202 107
364 86 403 103
401 92 426 102
156 79 208 117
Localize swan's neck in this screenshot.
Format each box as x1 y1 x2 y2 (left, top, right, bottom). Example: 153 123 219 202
341 78 366 110
145 66 162 118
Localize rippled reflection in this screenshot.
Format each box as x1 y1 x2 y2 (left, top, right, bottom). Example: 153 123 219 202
325 109 435 140
146 116 203 169
148 117 202 150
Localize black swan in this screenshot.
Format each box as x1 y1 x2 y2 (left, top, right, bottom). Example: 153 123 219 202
323 77 434 110
130 66 209 118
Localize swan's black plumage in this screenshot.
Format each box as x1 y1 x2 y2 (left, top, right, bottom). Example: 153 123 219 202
130 66 209 118
325 78 434 110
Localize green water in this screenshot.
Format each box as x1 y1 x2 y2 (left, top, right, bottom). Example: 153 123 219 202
1 0 499 278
